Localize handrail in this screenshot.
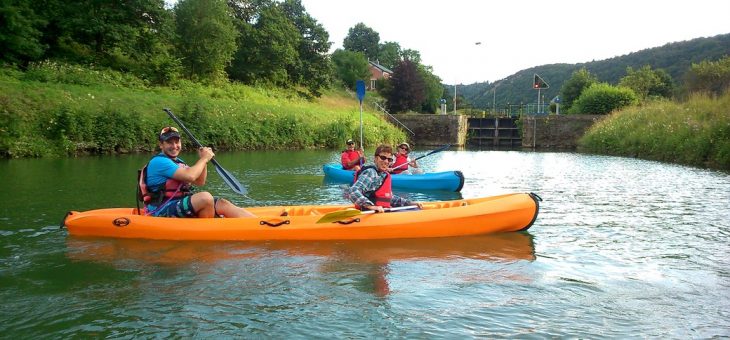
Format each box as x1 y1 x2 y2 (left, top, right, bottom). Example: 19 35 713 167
373 101 415 136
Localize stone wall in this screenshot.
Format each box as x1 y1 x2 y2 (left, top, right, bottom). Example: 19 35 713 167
387 114 468 147
521 114 605 149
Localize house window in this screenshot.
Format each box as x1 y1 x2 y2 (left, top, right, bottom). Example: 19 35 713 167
370 79 377 90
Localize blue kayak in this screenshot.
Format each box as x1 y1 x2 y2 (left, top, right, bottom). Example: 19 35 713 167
323 164 465 192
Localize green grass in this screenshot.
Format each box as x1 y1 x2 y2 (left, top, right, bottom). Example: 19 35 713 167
579 92 730 170
0 63 406 158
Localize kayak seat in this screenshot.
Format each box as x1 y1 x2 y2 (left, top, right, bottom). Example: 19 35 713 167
432 201 467 209
285 207 321 216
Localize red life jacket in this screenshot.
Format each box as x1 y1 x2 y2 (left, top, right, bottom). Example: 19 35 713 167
391 154 409 174
137 155 192 205
354 166 392 208
341 149 361 170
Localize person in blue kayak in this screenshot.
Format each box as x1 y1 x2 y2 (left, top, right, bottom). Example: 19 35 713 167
138 126 255 218
345 144 423 212
341 139 365 171
389 142 420 174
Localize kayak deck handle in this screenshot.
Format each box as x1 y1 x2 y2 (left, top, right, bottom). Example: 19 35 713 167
334 218 361 225
259 219 290 227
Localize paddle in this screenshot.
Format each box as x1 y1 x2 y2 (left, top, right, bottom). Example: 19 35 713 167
163 108 248 196
391 144 451 171
316 205 420 224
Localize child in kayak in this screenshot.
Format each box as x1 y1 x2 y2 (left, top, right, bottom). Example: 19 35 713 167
389 142 420 174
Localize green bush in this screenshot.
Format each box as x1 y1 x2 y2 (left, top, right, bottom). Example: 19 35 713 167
570 83 638 114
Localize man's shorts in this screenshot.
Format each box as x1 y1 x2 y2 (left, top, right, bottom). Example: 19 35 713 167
149 196 197 218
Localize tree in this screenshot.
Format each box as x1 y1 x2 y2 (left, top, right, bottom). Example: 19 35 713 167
377 41 401 69
400 49 421 64
228 4 299 86
343 23 379 60
280 0 332 97
124 1 180 84
175 0 238 82
418 64 443 114
22 0 174 74
684 55 730 96
330 49 369 90
385 59 425 113
570 83 638 114
619 65 673 100
0 0 46 65
560 68 598 111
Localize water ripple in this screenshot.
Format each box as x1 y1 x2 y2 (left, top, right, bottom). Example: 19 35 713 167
1 151 730 337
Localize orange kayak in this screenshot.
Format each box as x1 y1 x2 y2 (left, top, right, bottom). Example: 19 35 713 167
62 192 541 241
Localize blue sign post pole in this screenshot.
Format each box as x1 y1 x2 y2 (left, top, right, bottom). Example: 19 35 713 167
356 80 366 151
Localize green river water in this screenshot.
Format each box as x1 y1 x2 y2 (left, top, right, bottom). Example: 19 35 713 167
1 149 728 337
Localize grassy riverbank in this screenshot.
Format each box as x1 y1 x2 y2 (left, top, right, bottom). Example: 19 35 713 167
579 92 730 170
0 65 405 158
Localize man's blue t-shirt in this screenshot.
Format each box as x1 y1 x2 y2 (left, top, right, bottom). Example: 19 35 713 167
146 154 185 188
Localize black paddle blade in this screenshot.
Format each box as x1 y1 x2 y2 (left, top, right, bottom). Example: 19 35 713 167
212 160 247 195
164 108 249 196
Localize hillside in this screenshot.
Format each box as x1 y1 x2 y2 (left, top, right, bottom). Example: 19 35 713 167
0 67 406 158
451 33 730 110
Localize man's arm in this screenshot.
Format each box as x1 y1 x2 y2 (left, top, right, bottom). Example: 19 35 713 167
344 168 377 208
172 147 214 185
391 194 423 209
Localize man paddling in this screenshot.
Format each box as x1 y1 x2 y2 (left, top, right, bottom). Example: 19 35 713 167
138 126 254 218
344 144 423 212
341 139 365 171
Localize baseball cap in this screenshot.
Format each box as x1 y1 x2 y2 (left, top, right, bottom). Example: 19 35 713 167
159 126 181 141
346 139 355 145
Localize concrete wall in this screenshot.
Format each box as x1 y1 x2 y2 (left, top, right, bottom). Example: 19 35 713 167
388 114 468 147
521 114 605 149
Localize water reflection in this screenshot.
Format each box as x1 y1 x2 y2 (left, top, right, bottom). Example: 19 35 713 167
66 233 535 266
66 232 536 297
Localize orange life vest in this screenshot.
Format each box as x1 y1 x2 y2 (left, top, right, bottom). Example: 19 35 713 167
354 166 392 208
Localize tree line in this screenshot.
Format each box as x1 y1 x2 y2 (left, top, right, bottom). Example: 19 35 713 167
1 0 339 97
458 33 730 111
1 0 444 112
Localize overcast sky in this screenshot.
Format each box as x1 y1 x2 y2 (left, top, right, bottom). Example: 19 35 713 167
300 0 730 84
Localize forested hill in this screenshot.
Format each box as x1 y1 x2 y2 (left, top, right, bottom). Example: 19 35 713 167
453 33 730 110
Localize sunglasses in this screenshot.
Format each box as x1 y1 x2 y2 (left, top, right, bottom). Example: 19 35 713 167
377 155 394 163
160 126 179 134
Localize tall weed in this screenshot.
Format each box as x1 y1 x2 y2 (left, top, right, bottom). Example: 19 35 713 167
580 92 730 170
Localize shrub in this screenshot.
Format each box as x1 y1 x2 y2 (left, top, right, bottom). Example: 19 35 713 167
570 83 638 114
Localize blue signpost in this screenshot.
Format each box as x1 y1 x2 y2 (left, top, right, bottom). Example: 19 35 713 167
356 80 366 149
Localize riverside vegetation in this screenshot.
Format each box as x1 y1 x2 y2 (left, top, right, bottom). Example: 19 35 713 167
579 92 730 171
1 62 728 172
0 63 406 158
